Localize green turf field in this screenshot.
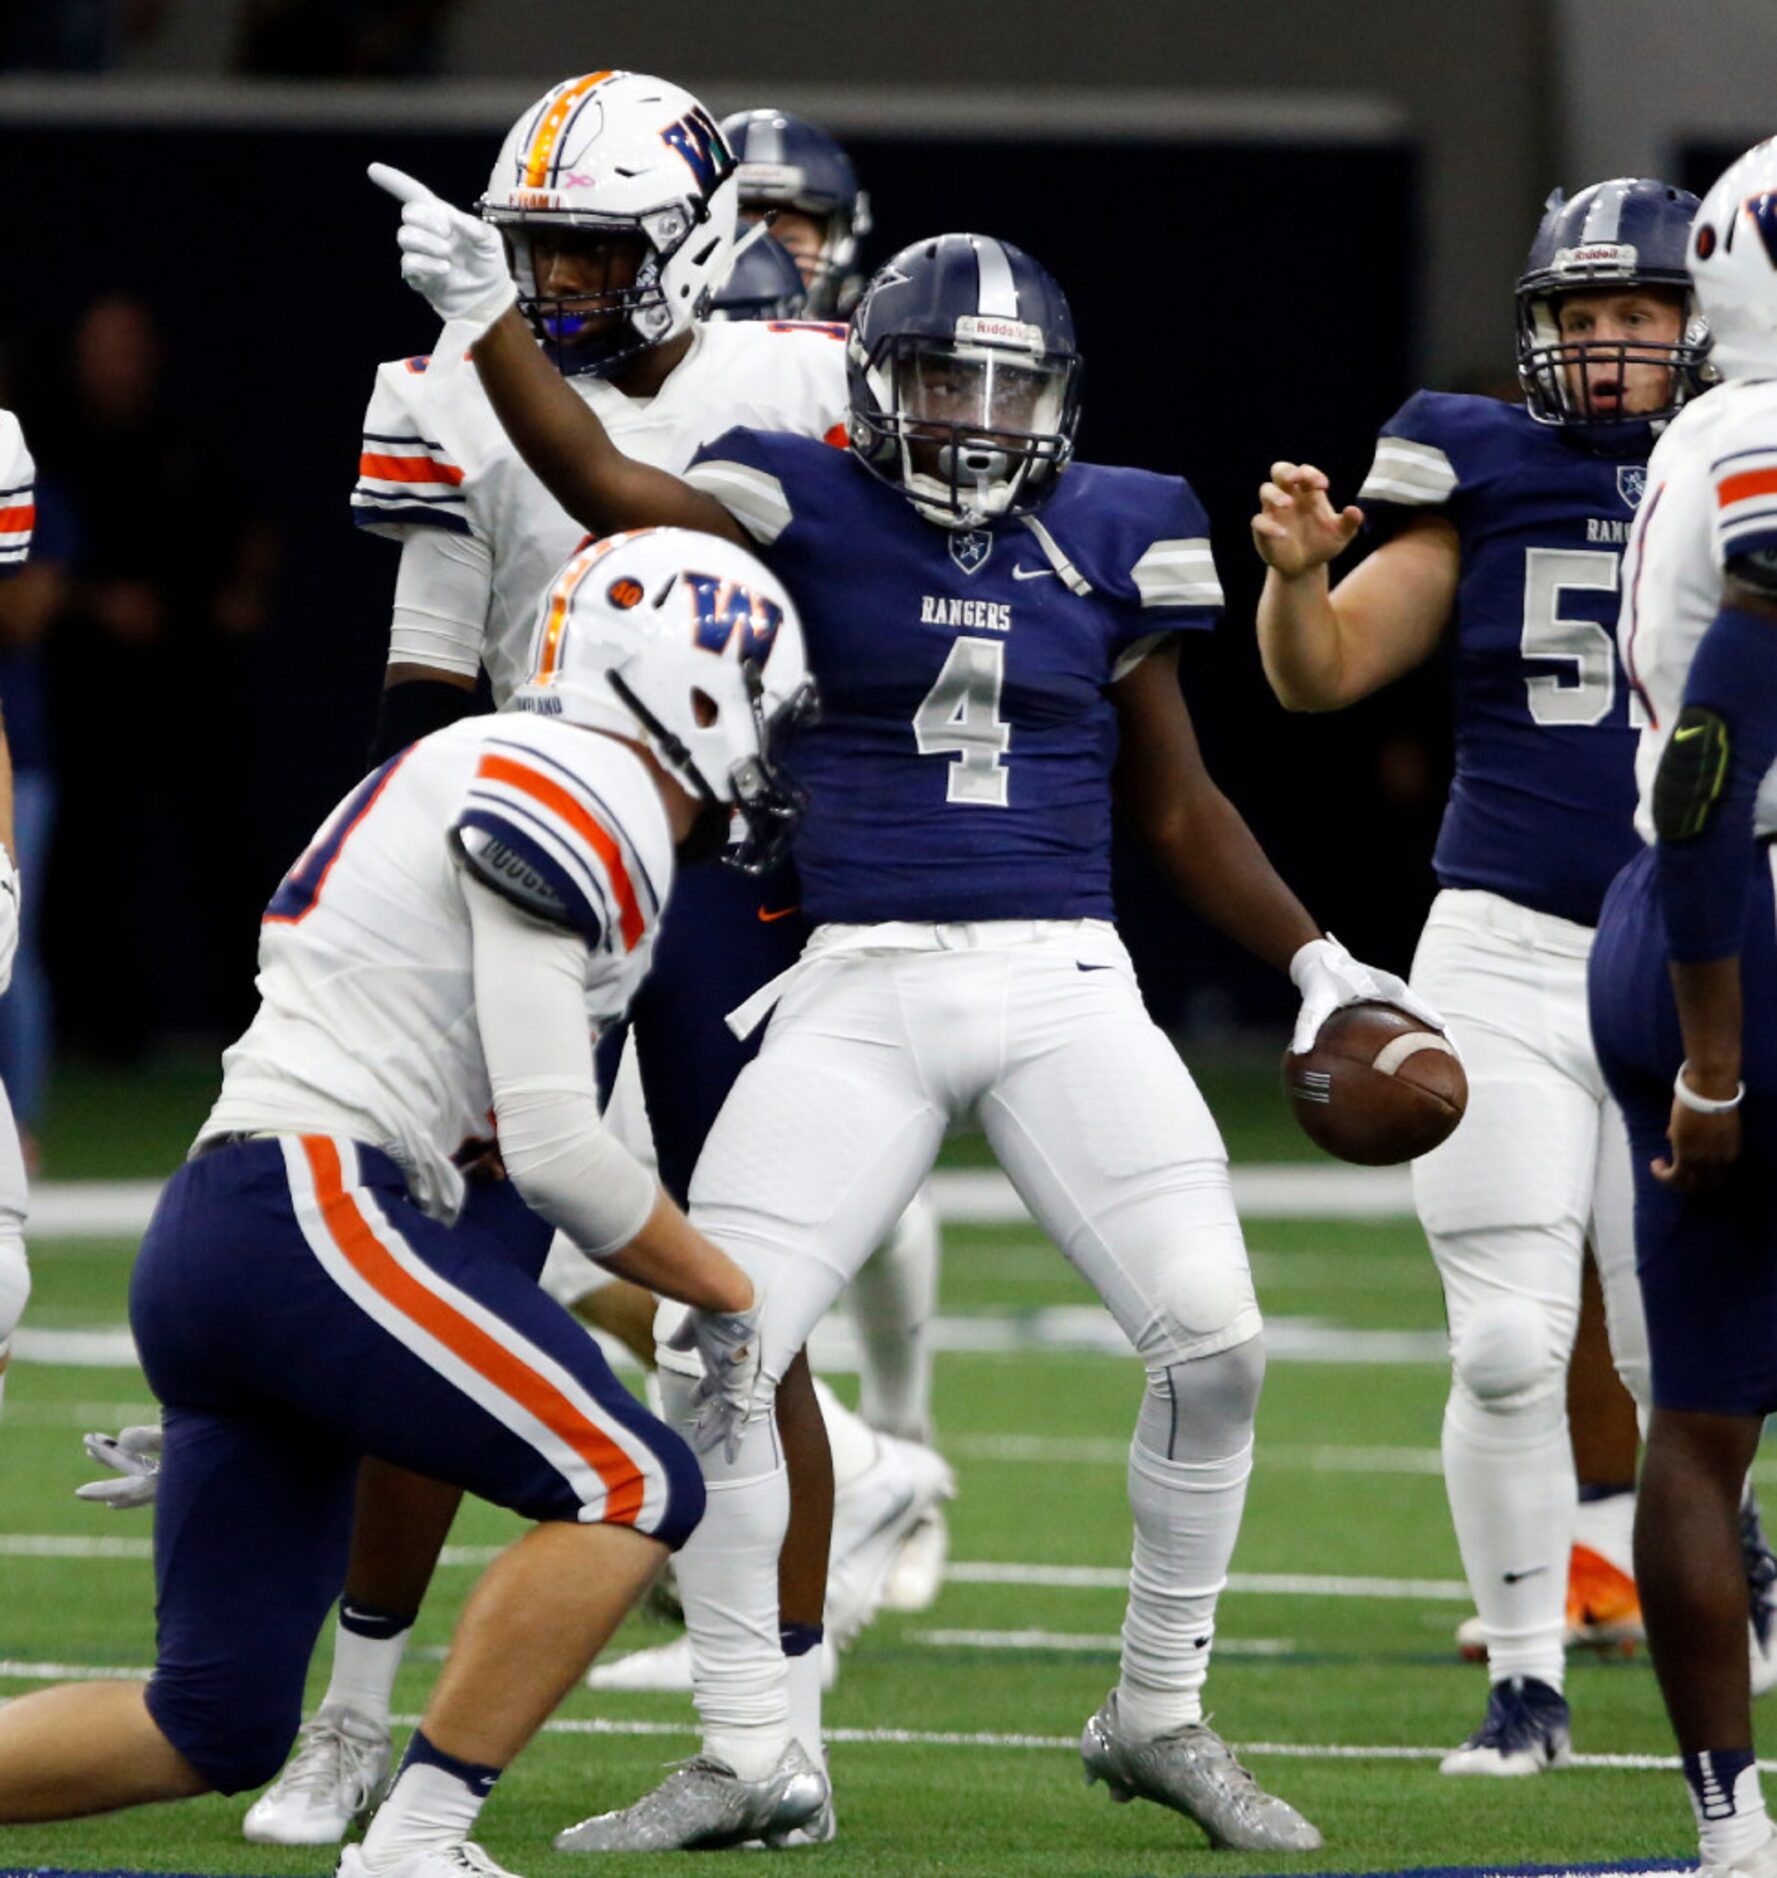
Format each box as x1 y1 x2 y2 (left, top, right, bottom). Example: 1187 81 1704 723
0 1058 1721 1875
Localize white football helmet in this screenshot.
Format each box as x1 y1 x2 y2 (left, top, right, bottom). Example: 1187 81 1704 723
1690 137 1777 382
509 529 817 873
479 71 739 377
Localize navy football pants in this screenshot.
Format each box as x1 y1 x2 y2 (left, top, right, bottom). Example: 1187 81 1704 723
1589 843 1777 1417
129 1137 702 1793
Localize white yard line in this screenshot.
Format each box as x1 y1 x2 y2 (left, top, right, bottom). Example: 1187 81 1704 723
908 1627 1295 1656
0 1668 1735 1787
0 1533 1470 1598
21 1163 1417 1243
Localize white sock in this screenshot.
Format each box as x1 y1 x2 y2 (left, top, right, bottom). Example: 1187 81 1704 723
1116 1435 1253 1740
848 1187 941 1443
360 1732 498 1866
1688 1754 1771 1869
1443 1383 1572 1690
811 1375 879 1493
1573 1487 1636 1577
783 1640 825 1767
322 1606 412 1723
661 1366 792 1783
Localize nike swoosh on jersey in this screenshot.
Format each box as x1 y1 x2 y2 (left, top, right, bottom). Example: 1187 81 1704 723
1502 1565 1550 1584
1076 961 1115 972
758 904 801 923
1012 564 1056 581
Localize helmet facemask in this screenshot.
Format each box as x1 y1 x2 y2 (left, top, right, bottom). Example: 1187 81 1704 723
492 205 708 378
852 331 1080 529
1516 279 1712 432
609 654 819 875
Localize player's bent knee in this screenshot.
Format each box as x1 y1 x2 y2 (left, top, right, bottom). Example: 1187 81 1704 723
1141 1334 1265 1456
1450 1296 1563 1408
145 1672 300 1796
1158 1250 1260 1349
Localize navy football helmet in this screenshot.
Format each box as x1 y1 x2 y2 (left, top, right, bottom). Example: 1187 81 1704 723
1515 177 1712 434
708 228 810 323
847 233 1083 529
719 108 871 318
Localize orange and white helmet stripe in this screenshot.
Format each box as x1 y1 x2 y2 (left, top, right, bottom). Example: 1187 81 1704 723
522 70 619 191
532 530 640 684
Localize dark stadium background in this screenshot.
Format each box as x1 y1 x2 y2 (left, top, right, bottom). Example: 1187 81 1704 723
0 115 1431 1052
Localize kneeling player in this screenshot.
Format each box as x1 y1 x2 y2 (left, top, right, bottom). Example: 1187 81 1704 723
1588 139 1777 1878
0 528 821 1878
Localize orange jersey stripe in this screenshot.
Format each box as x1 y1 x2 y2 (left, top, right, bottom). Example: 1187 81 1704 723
475 752 646 950
1718 466 1777 508
360 450 464 488
523 71 615 189
0 503 34 533
302 1136 645 1525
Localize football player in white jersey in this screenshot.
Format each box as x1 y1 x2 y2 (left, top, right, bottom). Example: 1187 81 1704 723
235 72 945 1848
1589 138 1777 1878
0 527 834 1877
0 409 33 1413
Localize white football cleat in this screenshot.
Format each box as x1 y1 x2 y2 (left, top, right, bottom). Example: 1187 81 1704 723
1701 1822 1777 1878
880 1506 950 1614
553 1741 827 1852
826 1433 955 1647
586 1631 837 1693
245 1703 391 1845
338 1841 520 1878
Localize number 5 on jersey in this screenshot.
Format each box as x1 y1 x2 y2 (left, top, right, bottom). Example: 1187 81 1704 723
915 636 1011 806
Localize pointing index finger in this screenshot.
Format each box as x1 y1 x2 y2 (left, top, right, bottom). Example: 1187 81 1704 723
368 162 436 207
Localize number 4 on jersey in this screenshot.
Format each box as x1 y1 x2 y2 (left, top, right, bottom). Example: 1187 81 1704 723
914 636 1011 805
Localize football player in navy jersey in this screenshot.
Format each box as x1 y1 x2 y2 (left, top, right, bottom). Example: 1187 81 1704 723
1252 178 1716 1776
378 172 1451 1853
719 109 871 319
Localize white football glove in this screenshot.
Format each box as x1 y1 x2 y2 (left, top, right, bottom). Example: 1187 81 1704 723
0 841 20 998
368 162 517 337
1288 933 1448 1057
666 1288 766 1465
75 1424 163 1510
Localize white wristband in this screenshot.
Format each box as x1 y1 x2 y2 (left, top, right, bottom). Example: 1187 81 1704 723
1674 1062 1745 1114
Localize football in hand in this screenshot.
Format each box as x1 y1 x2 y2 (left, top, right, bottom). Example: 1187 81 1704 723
1284 1001 1467 1166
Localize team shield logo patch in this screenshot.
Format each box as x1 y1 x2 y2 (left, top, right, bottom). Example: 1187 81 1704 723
1618 464 1647 508
949 528 993 577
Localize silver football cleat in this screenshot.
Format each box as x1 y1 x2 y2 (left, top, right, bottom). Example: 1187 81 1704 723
553 1740 827 1853
1081 1693 1323 1852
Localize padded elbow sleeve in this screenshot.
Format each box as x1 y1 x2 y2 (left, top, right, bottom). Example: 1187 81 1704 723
1652 705 1731 844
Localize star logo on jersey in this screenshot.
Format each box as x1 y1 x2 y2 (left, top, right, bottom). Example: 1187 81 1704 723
949 529 993 577
1617 464 1647 509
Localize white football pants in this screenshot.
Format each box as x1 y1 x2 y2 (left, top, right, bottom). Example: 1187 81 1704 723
663 919 1263 1762
1410 889 1644 1688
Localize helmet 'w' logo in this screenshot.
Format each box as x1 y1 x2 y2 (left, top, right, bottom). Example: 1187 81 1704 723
688 573 782 662
661 107 734 196
1726 190 1777 268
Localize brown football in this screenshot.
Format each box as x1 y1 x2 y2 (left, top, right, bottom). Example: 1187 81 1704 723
1283 1001 1467 1166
